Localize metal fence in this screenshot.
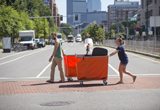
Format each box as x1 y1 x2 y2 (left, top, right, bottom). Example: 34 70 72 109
103 37 160 56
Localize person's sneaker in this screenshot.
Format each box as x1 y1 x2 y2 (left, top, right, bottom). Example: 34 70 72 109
116 81 124 84
133 76 137 83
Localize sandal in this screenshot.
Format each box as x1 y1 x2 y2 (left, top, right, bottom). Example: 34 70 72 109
46 80 54 83
116 81 124 84
133 76 137 83
59 80 65 83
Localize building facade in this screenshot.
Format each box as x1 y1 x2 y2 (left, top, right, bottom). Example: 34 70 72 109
42 0 55 15
87 11 108 25
108 0 140 29
67 0 87 27
87 0 101 12
42 0 60 27
137 0 160 27
53 3 60 27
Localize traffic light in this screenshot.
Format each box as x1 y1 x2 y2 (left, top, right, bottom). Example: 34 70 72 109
135 27 140 31
119 27 121 30
60 15 63 21
75 14 78 21
135 27 137 30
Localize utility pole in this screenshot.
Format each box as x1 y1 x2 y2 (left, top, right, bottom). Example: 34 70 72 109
44 18 45 40
118 17 119 37
127 9 129 39
146 0 149 37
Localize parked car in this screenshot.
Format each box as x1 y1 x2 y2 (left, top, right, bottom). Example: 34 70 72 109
39 39 45 47
35 39 40 48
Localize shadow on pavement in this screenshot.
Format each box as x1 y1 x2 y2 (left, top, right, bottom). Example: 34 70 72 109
59 83 117 88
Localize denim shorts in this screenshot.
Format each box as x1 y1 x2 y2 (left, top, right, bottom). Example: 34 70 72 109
120 62 128 66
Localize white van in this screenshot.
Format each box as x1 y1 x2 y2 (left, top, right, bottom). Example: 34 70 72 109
19 30 36 49
76 34 82 42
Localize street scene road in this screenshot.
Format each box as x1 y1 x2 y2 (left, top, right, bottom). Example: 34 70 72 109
0 42 160 110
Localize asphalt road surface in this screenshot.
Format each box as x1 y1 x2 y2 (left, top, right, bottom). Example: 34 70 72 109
0 41 160 110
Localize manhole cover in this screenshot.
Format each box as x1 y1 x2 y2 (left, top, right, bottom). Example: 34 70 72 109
40 101 74 106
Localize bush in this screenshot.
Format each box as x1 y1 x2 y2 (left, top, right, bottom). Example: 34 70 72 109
0 41 2 49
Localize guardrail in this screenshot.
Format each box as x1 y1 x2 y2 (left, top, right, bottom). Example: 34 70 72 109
103 39 160 57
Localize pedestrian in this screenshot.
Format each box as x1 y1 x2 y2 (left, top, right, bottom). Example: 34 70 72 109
108 38 137 84
86 44 90 55
47 32 65 83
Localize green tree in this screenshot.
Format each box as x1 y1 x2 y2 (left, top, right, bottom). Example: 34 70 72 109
60 23 74 36
111 23 125 34
86 24 93 38
0 6 23 39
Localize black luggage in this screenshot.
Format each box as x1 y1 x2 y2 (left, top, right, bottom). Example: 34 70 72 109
92 47 108 56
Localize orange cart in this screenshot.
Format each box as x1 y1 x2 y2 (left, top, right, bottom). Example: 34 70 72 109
63 47 108 85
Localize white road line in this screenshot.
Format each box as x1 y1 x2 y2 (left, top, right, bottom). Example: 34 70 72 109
0 48 51 66
0 46 52 61
36 49 67 78
108 64 119 75
36 63 52 78
0 51 29 60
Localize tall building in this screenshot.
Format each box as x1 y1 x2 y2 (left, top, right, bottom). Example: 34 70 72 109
67 0 87 26
42 0 55 15
87 0 101 12
87 11 108 25
108 0 140 29
42 0 60 27
137 0 160 27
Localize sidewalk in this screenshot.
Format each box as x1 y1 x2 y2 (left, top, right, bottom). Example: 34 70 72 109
0 76 160 95
104 45 160 59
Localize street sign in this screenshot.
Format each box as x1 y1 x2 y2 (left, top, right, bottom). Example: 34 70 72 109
149 31 153 35
136 31 139 36
142 32 146 36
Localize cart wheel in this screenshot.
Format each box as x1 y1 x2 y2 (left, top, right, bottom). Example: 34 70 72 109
103 81 107 85
80 82 83 85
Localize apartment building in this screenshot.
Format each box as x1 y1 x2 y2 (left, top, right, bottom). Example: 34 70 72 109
67 0 87 26
108 0 140 29
42 0 55 15
42 0 60 27
137 0 160 27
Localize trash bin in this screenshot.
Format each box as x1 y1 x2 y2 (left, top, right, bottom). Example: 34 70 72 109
2 37 11 52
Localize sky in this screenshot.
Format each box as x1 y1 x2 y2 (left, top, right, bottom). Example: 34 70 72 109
56 0 141 23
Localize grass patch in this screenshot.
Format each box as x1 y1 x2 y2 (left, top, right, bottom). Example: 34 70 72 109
93 44 103 46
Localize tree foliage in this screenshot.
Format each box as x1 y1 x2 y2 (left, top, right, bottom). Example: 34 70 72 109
81 24 105 42
0 0 56 40
60 23 74 36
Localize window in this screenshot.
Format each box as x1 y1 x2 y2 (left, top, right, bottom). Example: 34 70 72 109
159 7 160 15
155 0 157 4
